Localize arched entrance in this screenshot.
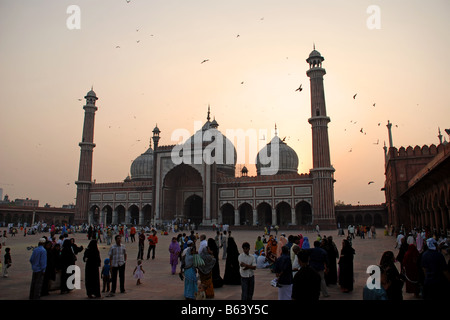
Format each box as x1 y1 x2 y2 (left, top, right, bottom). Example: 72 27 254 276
163 164 203 223
90 205 100 225
221 203 234 225
116 205 126 225
239 203 253 225
295 201 312 225
102 205 113 226
257 202 272 226
129 205 139 225
276 202 291 226
185 194 203 225
142 204 152 226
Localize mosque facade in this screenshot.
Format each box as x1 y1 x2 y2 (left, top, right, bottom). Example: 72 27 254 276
74 49 337 229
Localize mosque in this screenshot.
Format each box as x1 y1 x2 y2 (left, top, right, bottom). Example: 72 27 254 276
74 48 337 229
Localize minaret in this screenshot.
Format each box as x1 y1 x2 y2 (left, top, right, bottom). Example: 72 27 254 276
74 88 98 224
151 124 160 225
306 48 336 229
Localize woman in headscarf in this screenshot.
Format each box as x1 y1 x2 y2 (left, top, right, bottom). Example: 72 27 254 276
396 236 409 270
338 239 355 293
183 240 198 300
208 238 224 288
266 236 277 256
83 239 101 298
197 240 217 298
223 237 241 285
169 237 181 275
298 234 304 248
301 236 310 249
323 237 339 285
402 243 420 297
379 250 403 300
255 236 264 255
276 234 288 258
60 239 77 294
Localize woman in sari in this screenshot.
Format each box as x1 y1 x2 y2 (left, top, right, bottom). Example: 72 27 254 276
197 240 217 298
255 236 264 255
265 236 277 257
402 244 420 297
183 241 198 300
169 237 181 275
338 239 355 293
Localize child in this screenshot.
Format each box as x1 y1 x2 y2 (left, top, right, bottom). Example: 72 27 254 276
133 259 145 285
101 258 111 293
3 247 11 278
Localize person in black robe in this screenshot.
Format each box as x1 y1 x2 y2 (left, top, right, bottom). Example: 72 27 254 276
323 237 339 285
292 249 321 300
208 238 224 288
60 239 77 294
41 241 55 296
83 239 102 298
223 237 241 285
338 239 355 293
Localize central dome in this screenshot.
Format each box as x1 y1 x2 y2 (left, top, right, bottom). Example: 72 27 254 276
256 136 299 175
180 111 237 177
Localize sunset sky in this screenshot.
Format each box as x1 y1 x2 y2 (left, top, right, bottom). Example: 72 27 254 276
1 0 449 207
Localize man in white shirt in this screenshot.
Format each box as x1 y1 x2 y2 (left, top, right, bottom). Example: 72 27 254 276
107 235 127 297
238 242 256 300
396 231 404 249
198 234 208 254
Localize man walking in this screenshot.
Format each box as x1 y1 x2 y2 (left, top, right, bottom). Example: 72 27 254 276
29 238 47 300
107 235 127 297
238 242 256 300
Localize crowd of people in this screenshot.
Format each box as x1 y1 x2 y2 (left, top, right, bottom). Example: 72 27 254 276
363 226 450 300
2 220 450 301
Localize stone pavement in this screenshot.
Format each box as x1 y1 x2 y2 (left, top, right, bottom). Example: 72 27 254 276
0 227 422 301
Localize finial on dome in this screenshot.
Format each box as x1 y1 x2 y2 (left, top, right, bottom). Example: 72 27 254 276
274 123 278 136
207 105 211 121
313 42 315 50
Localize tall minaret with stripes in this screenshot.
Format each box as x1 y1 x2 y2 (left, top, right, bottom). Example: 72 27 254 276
306 48 336 229
74 88 98 224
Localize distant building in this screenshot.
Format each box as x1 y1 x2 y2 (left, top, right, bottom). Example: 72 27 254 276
383 124 450 233
14 198 39 207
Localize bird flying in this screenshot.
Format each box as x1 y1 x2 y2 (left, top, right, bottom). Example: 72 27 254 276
295 84 303 92
201 59 209 64
353 94 357 99
368 181 374 185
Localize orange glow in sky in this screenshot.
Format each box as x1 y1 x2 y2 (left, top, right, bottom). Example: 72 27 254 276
1 0 449 207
